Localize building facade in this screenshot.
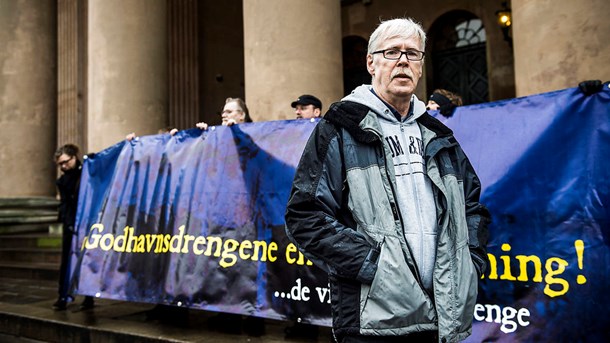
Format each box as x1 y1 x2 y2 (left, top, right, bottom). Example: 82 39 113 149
1 0 609 199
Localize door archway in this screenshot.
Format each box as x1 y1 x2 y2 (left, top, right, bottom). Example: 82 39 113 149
427 11 489 104
342 35 370 96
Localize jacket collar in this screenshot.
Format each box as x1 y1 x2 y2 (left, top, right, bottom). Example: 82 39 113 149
323 101 380 144
418 112 453 138
324 100 454 144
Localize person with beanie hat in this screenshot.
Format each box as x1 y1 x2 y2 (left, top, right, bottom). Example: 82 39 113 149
427 89 463 117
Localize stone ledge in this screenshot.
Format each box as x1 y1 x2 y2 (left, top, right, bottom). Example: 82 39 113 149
0 197 59 209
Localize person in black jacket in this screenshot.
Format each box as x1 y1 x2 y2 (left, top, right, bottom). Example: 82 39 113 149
52 144 94 311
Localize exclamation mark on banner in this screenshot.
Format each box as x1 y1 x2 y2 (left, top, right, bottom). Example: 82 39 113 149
574 240 587 284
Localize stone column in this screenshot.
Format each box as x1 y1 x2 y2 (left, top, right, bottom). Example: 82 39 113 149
244 0 343 121
512 0 610 96
87 0 167 153
168 0 199 130
58 0 86 152
0 0 57 197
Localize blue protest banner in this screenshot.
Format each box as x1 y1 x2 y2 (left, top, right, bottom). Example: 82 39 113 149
71 84 610 341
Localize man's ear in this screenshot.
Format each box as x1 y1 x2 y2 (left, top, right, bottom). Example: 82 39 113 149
366 54 375 75
314 108 321 117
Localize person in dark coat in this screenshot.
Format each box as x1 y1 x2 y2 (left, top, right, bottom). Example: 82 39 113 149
52 144 94 311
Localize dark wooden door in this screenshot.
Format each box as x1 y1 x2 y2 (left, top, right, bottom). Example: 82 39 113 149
432 43 488 104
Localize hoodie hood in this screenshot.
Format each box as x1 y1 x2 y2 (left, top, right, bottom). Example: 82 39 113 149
342 85 428 124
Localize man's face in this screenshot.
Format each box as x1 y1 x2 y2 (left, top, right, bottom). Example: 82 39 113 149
367 36 423 105
56 153 76 173
221 101 245 125
295 104 320 119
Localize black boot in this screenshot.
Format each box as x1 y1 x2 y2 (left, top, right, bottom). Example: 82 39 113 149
52 298 68 311
79 296 95 310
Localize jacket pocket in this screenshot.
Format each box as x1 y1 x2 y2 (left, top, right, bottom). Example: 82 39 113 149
454 243 479 333
360 236 435 330
443 177 468 244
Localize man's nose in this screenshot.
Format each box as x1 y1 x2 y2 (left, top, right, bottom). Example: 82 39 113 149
397 52 410 64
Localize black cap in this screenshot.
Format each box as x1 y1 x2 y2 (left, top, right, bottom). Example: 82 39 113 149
429 92 451 107
291 94 322 110
429 92 457 117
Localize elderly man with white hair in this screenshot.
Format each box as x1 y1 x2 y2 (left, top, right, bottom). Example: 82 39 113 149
285 17 490 343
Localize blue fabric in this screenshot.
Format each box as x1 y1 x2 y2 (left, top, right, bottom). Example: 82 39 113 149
70 83 610 341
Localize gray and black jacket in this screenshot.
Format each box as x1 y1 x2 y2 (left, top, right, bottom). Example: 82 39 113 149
285 90 490 343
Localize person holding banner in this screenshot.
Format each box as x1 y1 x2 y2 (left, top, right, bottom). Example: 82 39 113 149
194 97 251 131
291 94 323 119
220 97 252 126
52 144 95 311
196 97 265 336
282 95 325 341
426 88 463 117
286 17 490 343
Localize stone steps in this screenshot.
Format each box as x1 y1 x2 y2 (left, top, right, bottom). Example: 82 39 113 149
0 196 59 235
0 276 326 343
0 233 62 249
0 196 63 284
0 231 62 281
0 247 61 265
0 301 190 343
0 261 59 281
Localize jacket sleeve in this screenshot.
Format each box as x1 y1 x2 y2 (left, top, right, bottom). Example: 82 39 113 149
285 120 379 284
56 178 67 224
457 145 491 278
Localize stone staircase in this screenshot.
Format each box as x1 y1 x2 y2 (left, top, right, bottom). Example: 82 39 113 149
0 197 62 282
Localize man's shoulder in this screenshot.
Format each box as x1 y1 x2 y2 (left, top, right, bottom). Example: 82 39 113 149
324 101 370 124
322 101 378 144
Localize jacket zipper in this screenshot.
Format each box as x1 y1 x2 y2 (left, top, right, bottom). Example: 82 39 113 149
372 126 427 293
400 123 427 288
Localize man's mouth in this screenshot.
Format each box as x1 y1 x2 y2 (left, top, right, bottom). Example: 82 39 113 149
392 73 412 80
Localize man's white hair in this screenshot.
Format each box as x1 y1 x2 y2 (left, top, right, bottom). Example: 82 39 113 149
368 18 427 54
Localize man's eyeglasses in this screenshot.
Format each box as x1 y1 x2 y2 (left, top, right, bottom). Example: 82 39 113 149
221 109 243 115
372 48 425 61
56 156 73 167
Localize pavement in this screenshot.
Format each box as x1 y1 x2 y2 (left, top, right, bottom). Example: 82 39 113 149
0 277 333 343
